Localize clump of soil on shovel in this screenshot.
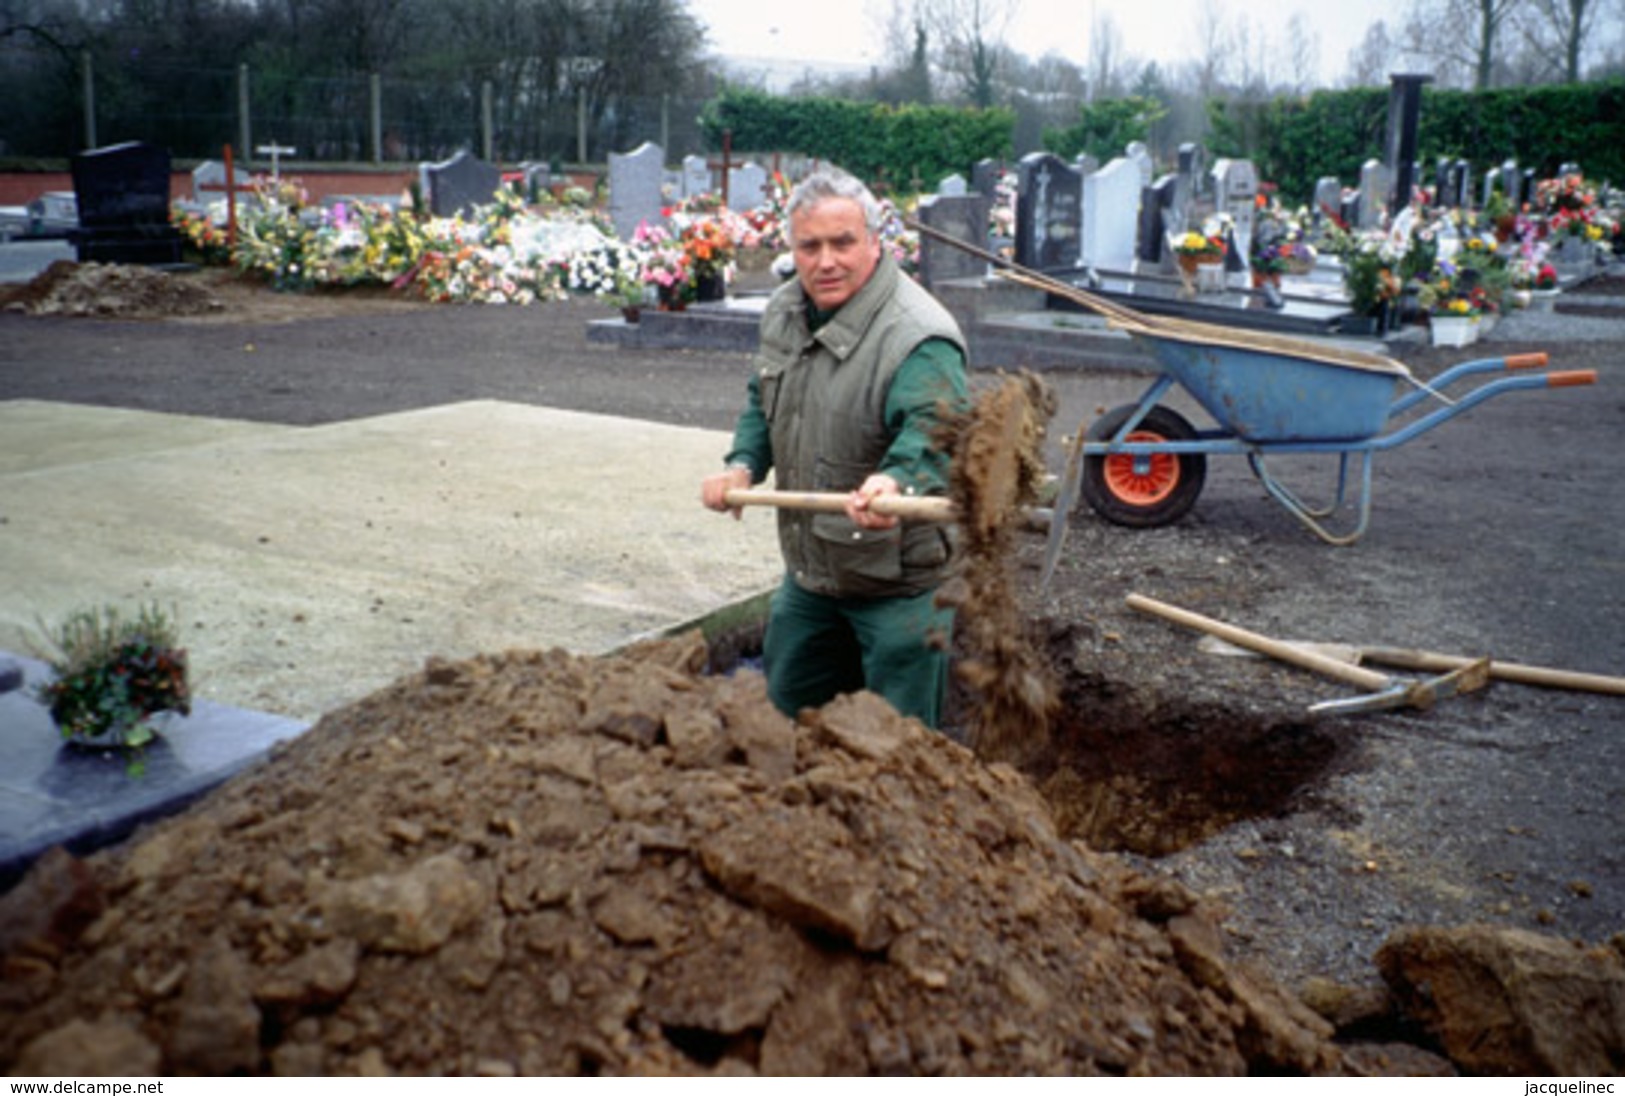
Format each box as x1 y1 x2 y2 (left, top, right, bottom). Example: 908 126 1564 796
3 631 1376 1077
937 372 1062 765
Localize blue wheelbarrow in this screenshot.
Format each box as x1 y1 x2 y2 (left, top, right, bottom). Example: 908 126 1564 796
1069 319 1596 545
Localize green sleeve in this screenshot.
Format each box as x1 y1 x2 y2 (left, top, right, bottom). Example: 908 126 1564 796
723 371 771 482
878 338 970 496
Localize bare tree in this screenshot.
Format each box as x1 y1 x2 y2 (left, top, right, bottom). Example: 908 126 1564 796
1343 20 1396 87
1508 0 1610 81
1086 11 1126 101
1401 0 1524 89
1283 11 1321 93
919 0 1020 108
1186 0 1237 96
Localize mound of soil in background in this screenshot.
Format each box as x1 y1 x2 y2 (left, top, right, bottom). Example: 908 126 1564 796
3 632 1373 1077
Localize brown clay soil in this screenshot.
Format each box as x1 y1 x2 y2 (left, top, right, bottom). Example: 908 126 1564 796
2 261 1623 1076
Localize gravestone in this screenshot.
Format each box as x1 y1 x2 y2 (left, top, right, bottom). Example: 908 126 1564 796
67 141 183 265
1499 159 1522 206
938 173 968 197
1450 160 1471 209
1125 141 1154 189
681 154 711 199
1014 152 1083 270
1384 74 1431 214
608 141 666 240
1358 159 1389 228
1313 177 1343 225
727 161 769 212
191 159 254 207
419 150 501 219
1082 156 1140 274
972 158 1002 197
517 160 552 201
915 193 991 290
1136 173 1179 268
1073 154 1100 180
1174 143 1208 226
1212 158 1259 268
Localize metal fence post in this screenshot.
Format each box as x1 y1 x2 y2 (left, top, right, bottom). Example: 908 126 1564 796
371 73 383 164
482 80 493 162
238 63 252 169
82 51 96 149
577 86 588 165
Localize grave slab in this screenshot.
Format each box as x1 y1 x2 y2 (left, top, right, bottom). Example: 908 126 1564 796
0 653 308 890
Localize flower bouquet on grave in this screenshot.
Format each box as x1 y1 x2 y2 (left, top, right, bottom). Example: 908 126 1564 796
35 603 191 759
635 223 693 310
1171 228 1227 295
679 217 736 301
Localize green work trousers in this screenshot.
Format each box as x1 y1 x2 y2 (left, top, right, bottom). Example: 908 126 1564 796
762 575 954 729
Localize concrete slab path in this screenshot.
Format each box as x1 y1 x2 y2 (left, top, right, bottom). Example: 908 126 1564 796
0 398 782 723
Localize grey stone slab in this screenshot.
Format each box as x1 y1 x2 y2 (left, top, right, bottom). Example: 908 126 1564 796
0 652 309 890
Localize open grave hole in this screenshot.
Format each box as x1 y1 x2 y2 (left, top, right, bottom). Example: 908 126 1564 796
701 618 1346 861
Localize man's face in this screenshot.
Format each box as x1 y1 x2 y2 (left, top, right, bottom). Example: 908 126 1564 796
789 197 882 311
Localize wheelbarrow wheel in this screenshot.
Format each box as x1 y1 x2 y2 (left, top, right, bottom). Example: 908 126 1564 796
1080 404 1206 527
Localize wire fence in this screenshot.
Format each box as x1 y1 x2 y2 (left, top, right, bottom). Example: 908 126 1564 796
13 55 715 167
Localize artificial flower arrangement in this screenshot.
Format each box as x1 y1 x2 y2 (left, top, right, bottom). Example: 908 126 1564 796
1533 262 1559 291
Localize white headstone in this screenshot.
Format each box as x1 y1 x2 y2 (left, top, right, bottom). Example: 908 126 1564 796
1082 157 1140 274
1212 158 1259 268
1358 159 1389 229
681 154 710 199
727 161 769 211
1125 142 1154 189
608 141 666 240
938 173 968 197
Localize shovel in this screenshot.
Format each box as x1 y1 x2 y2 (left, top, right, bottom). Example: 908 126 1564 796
1198 634 1625 698
722 487 955 522
1126 593 1493 717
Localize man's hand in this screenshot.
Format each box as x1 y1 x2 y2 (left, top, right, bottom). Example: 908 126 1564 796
846 473 902 530
701 464 754 520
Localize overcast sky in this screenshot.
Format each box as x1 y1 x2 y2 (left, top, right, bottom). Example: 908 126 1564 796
685 0 1414 87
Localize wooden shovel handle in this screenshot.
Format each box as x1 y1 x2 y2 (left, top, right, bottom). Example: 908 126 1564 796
724 488 957 522
1126 593 1395 692
1359 647 1625 697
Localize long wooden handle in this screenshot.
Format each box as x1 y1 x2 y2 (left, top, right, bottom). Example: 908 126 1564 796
1359 646 1625 696
724 487 958 522
1126 593 1395 692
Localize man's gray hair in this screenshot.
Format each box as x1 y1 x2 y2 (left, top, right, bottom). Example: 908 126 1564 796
786 166 883 235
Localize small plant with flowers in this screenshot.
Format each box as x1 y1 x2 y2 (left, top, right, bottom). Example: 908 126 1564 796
1417 259 1493 318
35 602 190 758
1172 228 1226 264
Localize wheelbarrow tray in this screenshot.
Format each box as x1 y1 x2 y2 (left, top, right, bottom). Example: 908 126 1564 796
1128 328 1407 444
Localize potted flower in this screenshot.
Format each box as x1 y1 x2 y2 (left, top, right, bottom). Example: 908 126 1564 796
35 603 191 756
679 217 735 302
1327 228 1400 335
1418 261 1482 347
1528 261 1560 311
633 222 693 310
1170 228 1227 295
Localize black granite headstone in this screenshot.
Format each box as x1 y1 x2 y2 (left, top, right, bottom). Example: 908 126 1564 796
420 150 503 219
916 193 991 289
1136 175 1178 264
1014 152 1082 271
67 141 184 265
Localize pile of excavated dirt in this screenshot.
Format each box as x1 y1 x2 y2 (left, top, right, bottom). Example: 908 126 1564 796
4 632 1411 1077
1 261 225 319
